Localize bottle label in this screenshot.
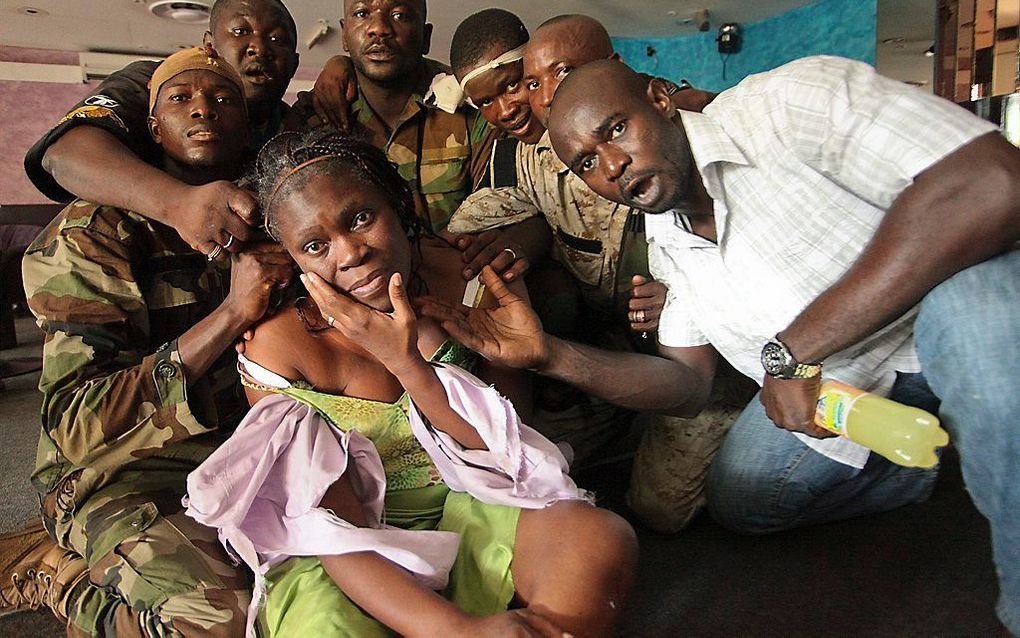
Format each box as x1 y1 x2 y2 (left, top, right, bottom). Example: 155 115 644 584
815 384 860 435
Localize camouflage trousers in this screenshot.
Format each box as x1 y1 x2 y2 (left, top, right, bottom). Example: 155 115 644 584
626 367 759 534
45 468 251 637
626 408 741 533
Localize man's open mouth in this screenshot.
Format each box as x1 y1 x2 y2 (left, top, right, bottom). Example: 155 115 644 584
243 64 273 84
623 173 658 207
507 115 531 132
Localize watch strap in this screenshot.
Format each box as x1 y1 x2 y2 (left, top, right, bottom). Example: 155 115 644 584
788 361 823 379
764 335 822 379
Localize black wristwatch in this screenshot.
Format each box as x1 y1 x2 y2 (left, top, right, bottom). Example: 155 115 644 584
761 336 822 379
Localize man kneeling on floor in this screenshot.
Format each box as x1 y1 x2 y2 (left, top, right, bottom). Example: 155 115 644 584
2 46 293 636
422 57 1020 635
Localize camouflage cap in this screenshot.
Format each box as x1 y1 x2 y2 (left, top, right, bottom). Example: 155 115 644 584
148 45 245 113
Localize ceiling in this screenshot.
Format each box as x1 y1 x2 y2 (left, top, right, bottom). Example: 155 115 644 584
0 0 934 83
0 0 816 67
877 0 936 87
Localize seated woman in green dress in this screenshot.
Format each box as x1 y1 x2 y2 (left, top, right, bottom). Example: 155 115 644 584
188 130 637 637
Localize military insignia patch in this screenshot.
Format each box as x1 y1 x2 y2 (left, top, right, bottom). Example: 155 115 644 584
59 105 128 131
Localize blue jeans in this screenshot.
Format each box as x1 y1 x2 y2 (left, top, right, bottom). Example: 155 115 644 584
704 250 1020 634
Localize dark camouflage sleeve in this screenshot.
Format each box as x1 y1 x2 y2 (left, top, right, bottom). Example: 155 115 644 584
23 60 161 203
22 202 215 476
466 111 498 195
450 137 541 235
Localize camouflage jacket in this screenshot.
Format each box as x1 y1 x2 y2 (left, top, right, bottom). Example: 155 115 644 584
286 58 497 233
22 200 246 508
449 131 650 313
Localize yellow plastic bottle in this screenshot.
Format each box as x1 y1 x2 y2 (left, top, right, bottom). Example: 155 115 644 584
815 381 950 468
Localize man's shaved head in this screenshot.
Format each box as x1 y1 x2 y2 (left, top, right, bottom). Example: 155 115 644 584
534 14 614 59
550 59 651 133
523 13 617 126
548 59 693 213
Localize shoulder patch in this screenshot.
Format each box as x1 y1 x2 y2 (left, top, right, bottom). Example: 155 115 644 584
59 105 128 131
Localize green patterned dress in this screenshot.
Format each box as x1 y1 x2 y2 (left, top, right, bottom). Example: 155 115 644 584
242 341 520 636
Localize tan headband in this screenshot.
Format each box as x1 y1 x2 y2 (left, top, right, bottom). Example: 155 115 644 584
426 43 528 114
459 43 527 89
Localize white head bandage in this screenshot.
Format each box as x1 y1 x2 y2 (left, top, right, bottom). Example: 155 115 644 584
426 43 527 114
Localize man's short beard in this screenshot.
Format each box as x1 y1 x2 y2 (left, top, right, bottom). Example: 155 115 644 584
352 56 421 87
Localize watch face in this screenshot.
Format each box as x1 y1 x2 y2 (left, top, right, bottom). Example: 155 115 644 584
761 341 788 375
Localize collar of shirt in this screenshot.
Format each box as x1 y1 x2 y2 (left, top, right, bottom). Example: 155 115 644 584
645 110 750 250
351 58 450 133
534 130 571 175
679 109 750 175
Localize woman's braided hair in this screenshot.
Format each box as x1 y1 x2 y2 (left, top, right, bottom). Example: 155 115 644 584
250 129 427 244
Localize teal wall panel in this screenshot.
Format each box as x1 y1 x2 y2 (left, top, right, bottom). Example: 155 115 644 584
612 0 877 92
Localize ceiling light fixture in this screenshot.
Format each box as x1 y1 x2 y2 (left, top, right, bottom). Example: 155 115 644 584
670 9 709 30
148 1 211 24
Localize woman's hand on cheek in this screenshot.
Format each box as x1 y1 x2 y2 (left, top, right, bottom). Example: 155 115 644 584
300 271 424 376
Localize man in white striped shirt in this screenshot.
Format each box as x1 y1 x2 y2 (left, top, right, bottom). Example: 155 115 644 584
543 57 1020 635
421 55 1019 633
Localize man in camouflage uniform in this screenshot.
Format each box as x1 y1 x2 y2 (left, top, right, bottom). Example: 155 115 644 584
8 47 293 636
285 0 497 234
22 0 300 260
446 15 753 532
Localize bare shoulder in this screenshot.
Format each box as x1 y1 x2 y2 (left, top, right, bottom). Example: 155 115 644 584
246 299 365 396
243 304 309 382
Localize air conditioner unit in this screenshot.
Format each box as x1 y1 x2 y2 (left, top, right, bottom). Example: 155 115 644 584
79 51 164 80
79 51 315 93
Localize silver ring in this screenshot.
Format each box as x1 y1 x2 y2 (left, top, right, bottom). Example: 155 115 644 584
207 245 223 261
223 234 235 249
502 247 518 261
326 315 336 327
637 309 646 323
